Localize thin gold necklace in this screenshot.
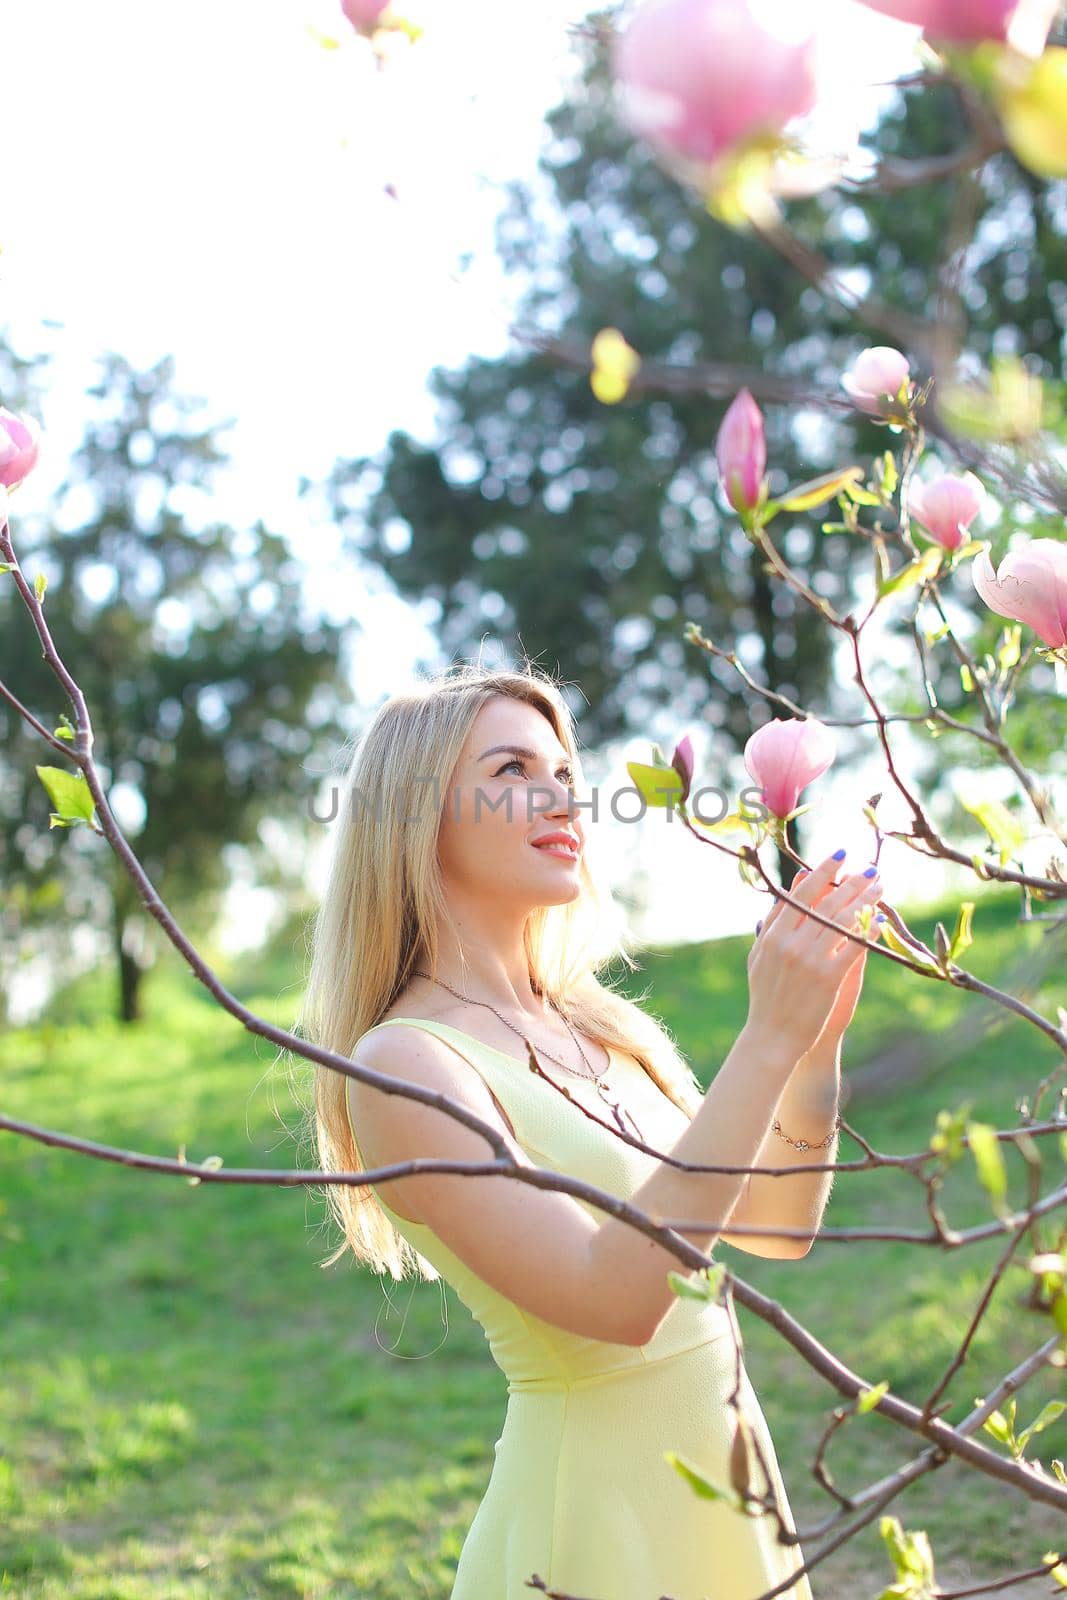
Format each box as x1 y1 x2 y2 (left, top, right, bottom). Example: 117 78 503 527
410 971 644 1141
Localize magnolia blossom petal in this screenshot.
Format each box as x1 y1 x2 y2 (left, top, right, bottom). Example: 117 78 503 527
0 409 41 489
971 538 1067 648
909 471 985 550
852 0 1052 49
612 0 819 171
744 716 837 820
841 346 911 414
340 0 391 32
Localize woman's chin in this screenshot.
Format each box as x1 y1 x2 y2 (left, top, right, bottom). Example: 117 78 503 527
531 878 583 909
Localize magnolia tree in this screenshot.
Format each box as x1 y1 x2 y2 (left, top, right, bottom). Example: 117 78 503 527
3 1 1067 1597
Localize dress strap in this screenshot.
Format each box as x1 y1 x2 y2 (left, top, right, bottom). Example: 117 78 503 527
351 1016 527 1147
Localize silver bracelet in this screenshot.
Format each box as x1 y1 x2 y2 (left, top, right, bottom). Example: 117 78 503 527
771 1114 841 1152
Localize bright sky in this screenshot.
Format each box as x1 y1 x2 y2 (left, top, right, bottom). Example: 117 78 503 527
7 0 1052 1020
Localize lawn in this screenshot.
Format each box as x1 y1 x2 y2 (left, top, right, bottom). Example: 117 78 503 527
2 884 1065 1598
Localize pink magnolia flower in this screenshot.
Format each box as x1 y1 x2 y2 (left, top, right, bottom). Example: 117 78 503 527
853 0 1057 56
340 0 391 34
0 407 41 490
743 716 838 822
909 471 986 551
611 0 819 178
841 347 912 415
971 537 1067 649
716 389 766 514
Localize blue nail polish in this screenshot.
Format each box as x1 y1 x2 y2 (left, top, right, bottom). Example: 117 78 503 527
832 848 847 860
755 920 763 934
864 865 877 877
875 913 886 922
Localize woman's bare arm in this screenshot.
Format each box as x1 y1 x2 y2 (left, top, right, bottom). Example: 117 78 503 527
351 1020 790 1349
585 1020 796 1346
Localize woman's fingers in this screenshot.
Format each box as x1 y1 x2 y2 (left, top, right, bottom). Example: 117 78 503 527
822 878 884 956
758 864 831 934
755 854 889 949
758 854 843 939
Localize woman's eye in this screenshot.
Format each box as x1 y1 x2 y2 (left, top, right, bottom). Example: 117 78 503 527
497 759 573 784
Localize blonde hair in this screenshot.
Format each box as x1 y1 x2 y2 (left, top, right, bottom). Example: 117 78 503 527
292 658 704 1283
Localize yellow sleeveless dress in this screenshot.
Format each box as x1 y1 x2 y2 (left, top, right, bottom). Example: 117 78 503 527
347 1015 815 1600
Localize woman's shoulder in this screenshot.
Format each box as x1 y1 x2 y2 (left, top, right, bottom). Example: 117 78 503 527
369 984 476 1042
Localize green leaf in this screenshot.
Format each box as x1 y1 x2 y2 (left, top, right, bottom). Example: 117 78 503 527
997 625 1022 672
858 1380 890 1414
0 562 12 575
626 760 685 809
1053 1292 1067 1343
878 918 939 970
877 545 943 601
880 451 899 496
1018 1401 1066 1451
689 810 755 839
34 765 97 830
841 479 883 508
947 902 975 964
667 1264 725 1301
34 571 47 602
1042 1551 1067 1588
958 794 1026 867
186 1154 225 1186
664 1450 742 1507
967 1120 1008 1213
981 1407 1012 1444
776 465 865 513
929 1102 974 1162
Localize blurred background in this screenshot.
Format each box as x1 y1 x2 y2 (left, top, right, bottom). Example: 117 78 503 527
2 3 1066 1593
3 0 1062 1029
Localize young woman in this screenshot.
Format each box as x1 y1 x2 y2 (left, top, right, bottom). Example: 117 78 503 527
300 660 883 1599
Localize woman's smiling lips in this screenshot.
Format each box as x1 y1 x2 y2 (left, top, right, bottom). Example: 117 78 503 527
530 831 581 862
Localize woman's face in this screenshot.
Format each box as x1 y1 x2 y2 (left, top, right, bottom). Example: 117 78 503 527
436 696 586 911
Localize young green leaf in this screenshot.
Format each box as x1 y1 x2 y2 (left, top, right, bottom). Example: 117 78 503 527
626 760 685 809
665 1450 743 1508
776 465 865 513
876 545 943 602
967 1120 1008 1214
34 765 97 830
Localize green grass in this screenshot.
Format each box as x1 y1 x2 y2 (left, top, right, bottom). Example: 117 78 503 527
2 887 1065 1598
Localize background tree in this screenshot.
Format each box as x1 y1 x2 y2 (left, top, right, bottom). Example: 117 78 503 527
306 13 1067 877
0 347 352 1024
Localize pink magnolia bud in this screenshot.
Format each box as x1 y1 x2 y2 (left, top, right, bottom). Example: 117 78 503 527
971 537 1067 650
611 0 818 180
671 732 695 799
0 407 41 490
840 346 912 415
853 0 1057 56
340 0 391 35
909 471 985 551
716 388 767 514
743 715 837 822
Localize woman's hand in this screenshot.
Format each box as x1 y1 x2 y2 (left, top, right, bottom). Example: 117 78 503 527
745 854 885 1062
766 862 884 1050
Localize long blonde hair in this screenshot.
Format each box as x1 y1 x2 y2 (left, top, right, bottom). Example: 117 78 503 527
293 659 704 1282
